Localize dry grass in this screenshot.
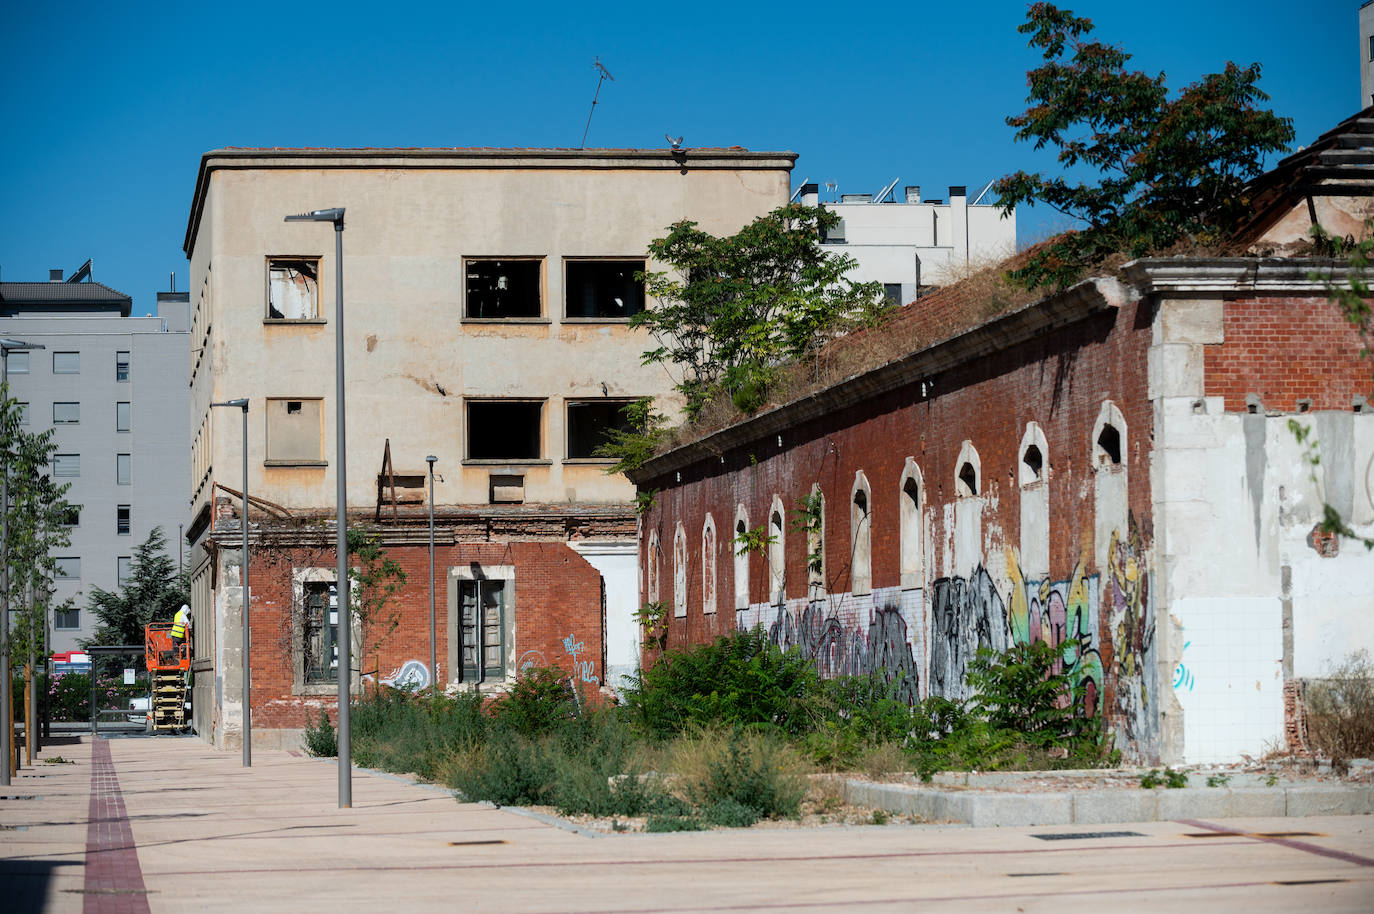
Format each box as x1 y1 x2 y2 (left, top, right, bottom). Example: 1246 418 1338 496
1304 651 1374 763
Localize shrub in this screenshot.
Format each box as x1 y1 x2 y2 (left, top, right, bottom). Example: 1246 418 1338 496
680 728 808 820
622 628 823 739
304 709 337 757
702 798 760 828
491 666 579 737
1304 650 1374 762
352 689 488 778
646 814 703 833
964 641 1093 747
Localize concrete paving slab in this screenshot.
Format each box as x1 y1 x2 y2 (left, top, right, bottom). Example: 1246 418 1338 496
1286 785 1373 817
1073 789 1158 824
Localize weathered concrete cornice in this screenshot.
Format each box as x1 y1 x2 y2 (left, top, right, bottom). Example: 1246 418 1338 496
207 504 636 549
628 278 1116 485
183 146 797 255
1122 257 1353 295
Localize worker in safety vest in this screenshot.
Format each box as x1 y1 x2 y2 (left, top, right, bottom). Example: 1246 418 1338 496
170 604 191 654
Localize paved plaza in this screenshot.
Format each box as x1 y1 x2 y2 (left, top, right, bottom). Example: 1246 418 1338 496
3 734 1373 913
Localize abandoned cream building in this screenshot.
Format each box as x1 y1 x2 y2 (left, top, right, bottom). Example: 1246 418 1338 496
180 147 794 748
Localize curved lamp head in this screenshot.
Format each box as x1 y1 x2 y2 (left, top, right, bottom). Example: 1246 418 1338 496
284 208 345 225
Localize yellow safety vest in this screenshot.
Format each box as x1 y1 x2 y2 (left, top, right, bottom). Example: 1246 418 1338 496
171 610 189 640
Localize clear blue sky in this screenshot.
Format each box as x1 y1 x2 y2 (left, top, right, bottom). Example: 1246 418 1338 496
0 0 1356 316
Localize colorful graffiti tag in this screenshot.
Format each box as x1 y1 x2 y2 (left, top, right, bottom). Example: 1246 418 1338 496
1006 551 1104 717
1105 518 1157 754
928 566 1010 703
561 634 600 686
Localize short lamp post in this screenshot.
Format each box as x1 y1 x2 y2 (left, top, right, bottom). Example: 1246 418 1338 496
426 455 437 699
211 398 250 766
1 337 45 786
284 206 352 807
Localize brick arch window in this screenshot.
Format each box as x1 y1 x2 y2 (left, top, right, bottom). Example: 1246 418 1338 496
673 523 688 618
804 484 825 600
1018 422 1051 580
647 530 660 604
1019 421 1049 486
702 514 717 615
850 471 872 595
1092 401 1127 468
899 458 924 590
734 505 750 609
955 440 981 497
768 496 786 604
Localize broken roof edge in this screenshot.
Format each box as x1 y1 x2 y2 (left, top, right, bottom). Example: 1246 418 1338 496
1121 256 1358 294
183 146 798 257
626 276 1119 486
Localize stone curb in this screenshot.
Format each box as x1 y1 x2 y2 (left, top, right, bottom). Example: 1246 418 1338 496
843 779 1374 827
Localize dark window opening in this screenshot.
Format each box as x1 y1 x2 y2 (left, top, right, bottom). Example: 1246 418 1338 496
883 283 903 306
958 462 978 496
465 259 541 319
567 400 634 459
117 505 131 535
287 401 302 414
566 260 645 319
61 506 80 526
1097 425 1122 465
267 259 319 319
468 401 541 460
1023 444 1043 480
115 351 130 382
303 581 338 684
55 608 80 630
459 579 506 680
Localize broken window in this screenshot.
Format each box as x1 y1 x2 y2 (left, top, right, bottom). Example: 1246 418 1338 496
565 260 645 319
900 468 923 589
957 461 978 496
851 479 872 595
267 258 320 320
53 402 79 424
467 400 542 461
1022 444 1044 481
458 579 506 680
303 581 339 684
733 510 749 609
266 398 323 463
465 259 541 319
1096 425 1122 465
566 399 635 459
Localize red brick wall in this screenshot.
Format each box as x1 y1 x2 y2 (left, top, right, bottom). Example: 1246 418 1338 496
241 539 606 730
1204 295 1370 412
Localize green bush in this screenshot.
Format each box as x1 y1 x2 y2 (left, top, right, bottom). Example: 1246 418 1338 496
304 709 337 758
964 641 1092 747
622 628 823 739
701 798 761 828
646 814 703 833
685 730 807 820
491 666 579 736
352 689 487 778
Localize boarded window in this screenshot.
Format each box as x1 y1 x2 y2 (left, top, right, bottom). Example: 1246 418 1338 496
56 557 80 579
303 581 339 683
117 453 131 486
702 515 717 615
268 258 320 319
117 505 131 535
465 259 541 319
458 579 507 680
673 525 688 618
53 454 80 477
116 401 131 432
468 401 541 460
115 351 130 381
53 402 79 424
851 482 872 595
566 400 634 459
565 260 645 319
266 398 323 463
53 351 79 374
900 471 923 589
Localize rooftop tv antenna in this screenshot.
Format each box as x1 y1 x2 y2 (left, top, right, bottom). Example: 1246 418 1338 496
580 58 615 149
824 181 838 203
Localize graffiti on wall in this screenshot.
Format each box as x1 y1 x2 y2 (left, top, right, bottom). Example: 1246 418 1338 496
1006 552 1104 717
381 659 431 691
740 591 922 703
1105 518 1156 751
562 633 600 686
928 566 1010 703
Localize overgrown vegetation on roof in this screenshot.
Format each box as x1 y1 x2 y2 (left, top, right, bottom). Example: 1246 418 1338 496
994 2 1294 289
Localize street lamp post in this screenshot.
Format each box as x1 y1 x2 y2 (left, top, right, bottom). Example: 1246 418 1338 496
211 398 250 766
284 207 351 807
426 456 437 699
2 337 45 786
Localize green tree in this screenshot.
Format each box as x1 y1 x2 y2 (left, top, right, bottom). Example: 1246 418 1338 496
994 3 1294 289
631 203 887 419
85 526 188 646
346 527 407 678
1 389 73 667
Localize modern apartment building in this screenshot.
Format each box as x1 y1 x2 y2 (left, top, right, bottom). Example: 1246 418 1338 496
181 146 794 749
0 266 190 651
797 181 1017 304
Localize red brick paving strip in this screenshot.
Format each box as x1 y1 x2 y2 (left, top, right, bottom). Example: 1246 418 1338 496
83 739 151 913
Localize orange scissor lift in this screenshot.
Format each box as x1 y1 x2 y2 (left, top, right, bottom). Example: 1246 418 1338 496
144 623 191 731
